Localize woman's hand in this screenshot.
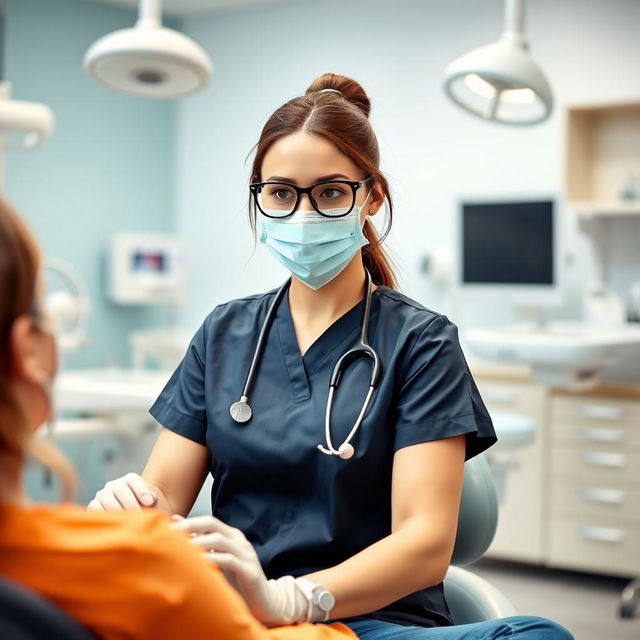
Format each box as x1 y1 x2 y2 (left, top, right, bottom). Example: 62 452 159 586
171 515 279 622
171 515 324 626
87 473 158 511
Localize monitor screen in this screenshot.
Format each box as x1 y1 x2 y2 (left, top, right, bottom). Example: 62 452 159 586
131 250 168 274
462 200 554 285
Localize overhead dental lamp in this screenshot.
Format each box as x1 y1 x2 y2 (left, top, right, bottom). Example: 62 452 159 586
0 82 54 150
442 0 553 125
83 0 212 99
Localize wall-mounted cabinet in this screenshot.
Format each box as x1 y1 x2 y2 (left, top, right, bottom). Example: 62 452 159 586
565 101 640 219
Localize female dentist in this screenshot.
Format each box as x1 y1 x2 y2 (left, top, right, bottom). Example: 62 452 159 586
90 73 573 640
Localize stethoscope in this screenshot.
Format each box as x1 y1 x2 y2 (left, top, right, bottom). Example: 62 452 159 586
229 269 381 459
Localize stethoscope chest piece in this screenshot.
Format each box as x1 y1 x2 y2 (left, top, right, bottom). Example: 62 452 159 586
338 443 355 459
230 397 252 423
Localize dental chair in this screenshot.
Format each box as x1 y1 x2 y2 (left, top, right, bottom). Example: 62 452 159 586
0 576 95 640
443 453 518 623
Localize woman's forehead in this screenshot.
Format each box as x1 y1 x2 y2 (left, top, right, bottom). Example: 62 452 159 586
261 132 359 181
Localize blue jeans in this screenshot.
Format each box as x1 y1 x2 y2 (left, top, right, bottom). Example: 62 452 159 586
343 617 574 640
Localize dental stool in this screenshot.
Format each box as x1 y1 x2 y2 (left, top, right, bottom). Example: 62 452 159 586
443 454 518 623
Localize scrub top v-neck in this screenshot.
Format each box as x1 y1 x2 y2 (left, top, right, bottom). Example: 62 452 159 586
149 284 497 629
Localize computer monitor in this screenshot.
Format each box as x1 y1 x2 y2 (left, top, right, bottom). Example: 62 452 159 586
457 197 564 309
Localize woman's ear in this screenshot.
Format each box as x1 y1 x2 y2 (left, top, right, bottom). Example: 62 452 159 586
367 182 385 217
8 315 44 385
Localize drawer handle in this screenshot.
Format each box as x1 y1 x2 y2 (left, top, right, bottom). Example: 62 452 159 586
578 487 626 504
483 389 516 404
581 427 624 443
580 451 626 467
579 405 626 421
577 525 625 544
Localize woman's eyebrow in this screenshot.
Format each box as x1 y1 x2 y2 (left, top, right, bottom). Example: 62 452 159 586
264 173 352 183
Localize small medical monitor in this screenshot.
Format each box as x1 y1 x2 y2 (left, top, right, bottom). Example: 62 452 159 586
462 200 554 286
110 233 184 305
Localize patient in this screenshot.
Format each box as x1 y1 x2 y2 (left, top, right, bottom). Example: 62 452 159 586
0 198 356 640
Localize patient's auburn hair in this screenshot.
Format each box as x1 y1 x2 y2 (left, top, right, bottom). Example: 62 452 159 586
0 199 74 499
0 199 39 457
248 72 396 289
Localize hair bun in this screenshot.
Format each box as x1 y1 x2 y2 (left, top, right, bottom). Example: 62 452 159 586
305 73 371 118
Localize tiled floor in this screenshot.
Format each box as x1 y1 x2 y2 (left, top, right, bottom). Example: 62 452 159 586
472 558 640 640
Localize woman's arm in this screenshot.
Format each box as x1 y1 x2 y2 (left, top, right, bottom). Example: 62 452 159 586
141 427 209 515
303 433 466 619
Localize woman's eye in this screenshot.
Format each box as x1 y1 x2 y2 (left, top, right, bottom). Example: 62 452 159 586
321 188 344 199
270 189 292 200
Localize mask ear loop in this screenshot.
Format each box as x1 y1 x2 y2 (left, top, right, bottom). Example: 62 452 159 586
359 189 371 213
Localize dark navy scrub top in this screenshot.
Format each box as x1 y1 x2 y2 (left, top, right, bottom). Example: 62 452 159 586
149 284 497 629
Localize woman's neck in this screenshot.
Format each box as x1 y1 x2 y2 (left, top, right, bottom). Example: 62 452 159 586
288 253 370 324
287 254 377 356
0 453 29 506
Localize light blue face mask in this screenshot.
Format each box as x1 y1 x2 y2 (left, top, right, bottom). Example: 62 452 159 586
259 190 371 290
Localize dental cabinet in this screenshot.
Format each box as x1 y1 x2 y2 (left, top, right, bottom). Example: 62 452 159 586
474 366 548 563
547 389 640 576
472 363 640 579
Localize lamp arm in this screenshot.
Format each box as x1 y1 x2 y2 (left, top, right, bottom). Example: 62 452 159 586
503 0 526 35
137 0 162 29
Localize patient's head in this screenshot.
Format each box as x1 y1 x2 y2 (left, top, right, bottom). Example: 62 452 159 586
0 198 72 500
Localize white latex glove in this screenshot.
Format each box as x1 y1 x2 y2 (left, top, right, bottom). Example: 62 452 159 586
87 472 157 511
171 515 329 626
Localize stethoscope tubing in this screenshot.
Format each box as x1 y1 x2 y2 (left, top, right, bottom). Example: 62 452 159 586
241 281 289 399
318 384 375 458
230 269 380 460
229 280 289 423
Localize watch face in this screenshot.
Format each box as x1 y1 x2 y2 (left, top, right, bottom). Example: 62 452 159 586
317 590 335 612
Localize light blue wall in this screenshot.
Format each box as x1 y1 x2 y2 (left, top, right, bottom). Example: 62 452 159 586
4 0 176 369
5 0 639 379
175 0 640 379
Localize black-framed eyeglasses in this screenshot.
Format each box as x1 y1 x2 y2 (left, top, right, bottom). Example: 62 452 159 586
250 176 373 219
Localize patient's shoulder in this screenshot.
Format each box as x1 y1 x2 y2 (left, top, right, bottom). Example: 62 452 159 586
56 504 187 551
0 500 184 556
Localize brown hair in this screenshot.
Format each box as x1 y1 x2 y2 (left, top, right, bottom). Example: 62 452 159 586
0 199 40 457
0 199 75 500
248 72 396 288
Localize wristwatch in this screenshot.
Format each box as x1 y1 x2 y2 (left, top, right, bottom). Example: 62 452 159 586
295 577 336 621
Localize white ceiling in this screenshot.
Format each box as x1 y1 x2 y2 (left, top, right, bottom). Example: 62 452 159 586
90 0 298 17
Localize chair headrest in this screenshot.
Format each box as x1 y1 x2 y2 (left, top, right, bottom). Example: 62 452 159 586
451 454 498 566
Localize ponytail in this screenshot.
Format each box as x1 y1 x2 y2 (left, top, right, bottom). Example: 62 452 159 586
362 220 395 288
